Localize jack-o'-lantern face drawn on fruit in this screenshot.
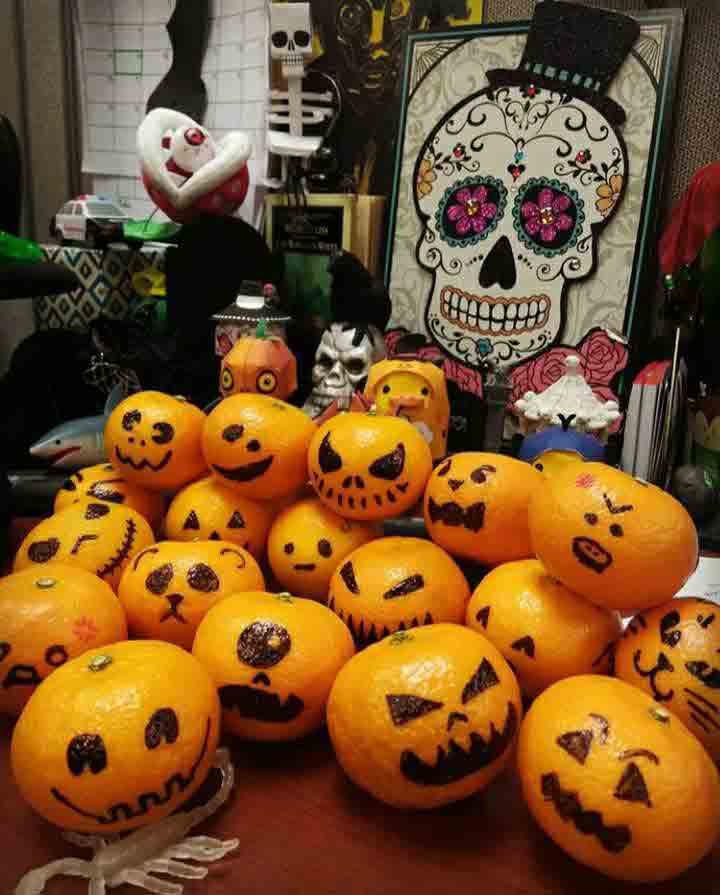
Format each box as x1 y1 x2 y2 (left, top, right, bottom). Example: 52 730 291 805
308 413 432 521
105 391 207 492
14 502 155 592
615 598 720 762
193 591 354 741
424 452 540 565
327 624 521 809
165 477 274 560
11 641 220 834
203 394 316 500
518 676 720 882
267 497 381 601
528 464 698 612
118 540 265 649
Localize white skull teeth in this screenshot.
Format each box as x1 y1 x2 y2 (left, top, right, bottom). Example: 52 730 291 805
440 287 550 336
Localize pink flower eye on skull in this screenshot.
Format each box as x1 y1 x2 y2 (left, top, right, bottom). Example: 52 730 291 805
437 177 507 246
514 180 584 255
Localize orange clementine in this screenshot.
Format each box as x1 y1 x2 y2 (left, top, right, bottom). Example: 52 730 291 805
518 675 720 881
193 591 354 741
203 394 316 500
423 452 540 565
267 497 381 601
11 640 220 833
466 559 621 698
327 623 521 809
327 537 470 647
118 540 265 649
307 412 432 521
0 564 127 717
528 463 698 611
615 597 720 761
14 502 155 592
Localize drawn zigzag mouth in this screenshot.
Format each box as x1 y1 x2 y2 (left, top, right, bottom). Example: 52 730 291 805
327 595 433 648
312 470 410 512
541 771 631 853
219 685 304 722
114 446 173 473
96 519 137 579
440 288 550 335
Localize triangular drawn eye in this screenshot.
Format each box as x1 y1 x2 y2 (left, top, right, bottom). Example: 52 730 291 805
386 694 444 726
557 729 593 765
437 459 452 477
369 443 406 480
614 762 651 807
318 432 343 473
183 510 200 531
461 658 500 704
227 511 245 529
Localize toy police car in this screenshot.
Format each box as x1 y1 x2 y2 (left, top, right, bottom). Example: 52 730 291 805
50 195 129 248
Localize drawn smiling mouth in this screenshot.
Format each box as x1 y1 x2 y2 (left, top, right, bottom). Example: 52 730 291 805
2 664 42 688
114 446 173 472
427 497 485 532
294 563 316 572
400 701 517 785
572 537 612 573
96 519 137 580
51 718 211 826
541 771 631 853
212 456 274 482
219 684 304 722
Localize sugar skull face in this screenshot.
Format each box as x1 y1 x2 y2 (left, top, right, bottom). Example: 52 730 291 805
415 85 627 368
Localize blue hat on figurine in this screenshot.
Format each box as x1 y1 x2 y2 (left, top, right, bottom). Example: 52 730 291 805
519 416 605 476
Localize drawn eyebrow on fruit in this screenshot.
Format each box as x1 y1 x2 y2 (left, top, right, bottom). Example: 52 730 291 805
617 748 660 764
436 459 452 477
219 547 246 569
602 494 634 515
383 575 425 599
132 547 160 570
71 534 99 555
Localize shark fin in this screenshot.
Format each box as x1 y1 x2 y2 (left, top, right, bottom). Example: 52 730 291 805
104 382 127 416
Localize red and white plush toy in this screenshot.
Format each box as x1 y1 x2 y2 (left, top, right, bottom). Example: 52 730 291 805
138 108 251 223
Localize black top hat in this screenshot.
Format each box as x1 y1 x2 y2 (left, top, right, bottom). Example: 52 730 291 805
487 0 640 126
212 281 292 326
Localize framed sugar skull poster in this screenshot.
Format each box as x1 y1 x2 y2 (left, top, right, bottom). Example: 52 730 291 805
385 2 684 411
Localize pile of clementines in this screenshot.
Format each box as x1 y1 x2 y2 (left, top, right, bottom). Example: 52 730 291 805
3 389 720 884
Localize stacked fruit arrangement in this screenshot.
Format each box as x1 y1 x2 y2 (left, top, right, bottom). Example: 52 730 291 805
4 390 719 886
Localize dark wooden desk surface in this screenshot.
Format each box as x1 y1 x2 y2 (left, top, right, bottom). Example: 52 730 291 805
0 714 717 895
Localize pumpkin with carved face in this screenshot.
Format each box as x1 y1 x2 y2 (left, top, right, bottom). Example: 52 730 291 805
528 463 698 611
165 477 274 560
220 334 297 401
12 642 219 834
267 497 381 601
203 394 316 500
14 502 155 592
54 462 166 531
423 452 540 565
118 540 265 649
518 675 720 881
615 598 720 762
193 591 354 741
0 565 127 717
308 413 432 521
327 624 521 809
328 537 470 647
105 391 207 492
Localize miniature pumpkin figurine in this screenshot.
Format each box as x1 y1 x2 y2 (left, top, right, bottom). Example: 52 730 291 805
14 501 155 592
193 591 354 741
327 537 470 647
518 675 720 881
219 322 297 401
614 598 720 761
308 412 432 521
267 497 381 601
363 359 450 459
165 476 274 560
327 624 521 809
0 564 127 717
11 640 220 834
105 391 207 492
203 394 316 500
118 540 265 649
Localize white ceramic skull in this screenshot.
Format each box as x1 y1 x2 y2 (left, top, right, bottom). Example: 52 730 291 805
302 322 386 418
415 84 627 369
269 2 313 75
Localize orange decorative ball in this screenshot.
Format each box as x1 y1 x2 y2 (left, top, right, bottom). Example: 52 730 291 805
203 394 316 500
466 559 621 698
423 452 540 565
615 597 720 761
11 640 220 834
193 591 354 741
308 413 432 521
327 624 521 809
0 564 127 717
327 537 470 647
165 477 274 560
118 540 265 649
518 675 720 881
14 502 155 592
267 497 381 601
220 334 297 401
54 462 166 530
105 391 207 492
528 463 698 611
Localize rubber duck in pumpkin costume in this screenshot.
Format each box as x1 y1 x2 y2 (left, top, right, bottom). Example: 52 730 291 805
364 360 450 460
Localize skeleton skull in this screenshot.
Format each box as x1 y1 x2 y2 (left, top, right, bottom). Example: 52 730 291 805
270 2 313 76
415 85 627 369
303 323 386 418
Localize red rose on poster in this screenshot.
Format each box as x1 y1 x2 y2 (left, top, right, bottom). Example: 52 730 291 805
578 329 628 386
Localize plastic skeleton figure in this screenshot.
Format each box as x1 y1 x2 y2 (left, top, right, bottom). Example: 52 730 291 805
15 749 237 895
